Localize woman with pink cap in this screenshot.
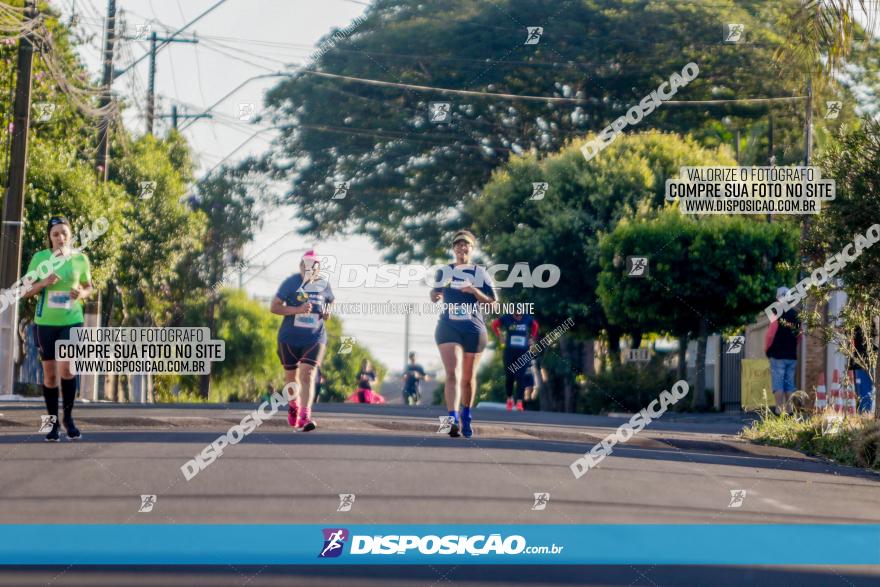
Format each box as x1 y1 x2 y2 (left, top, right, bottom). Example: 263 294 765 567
270 250 335 431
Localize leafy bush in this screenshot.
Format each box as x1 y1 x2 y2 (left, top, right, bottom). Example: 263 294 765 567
578 356 678 414
157 289 385 403
743 411 880 471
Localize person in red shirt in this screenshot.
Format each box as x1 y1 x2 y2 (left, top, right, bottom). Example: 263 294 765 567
491 312 539 411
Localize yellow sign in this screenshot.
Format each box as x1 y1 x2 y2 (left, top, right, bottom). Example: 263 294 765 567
741 358 773 410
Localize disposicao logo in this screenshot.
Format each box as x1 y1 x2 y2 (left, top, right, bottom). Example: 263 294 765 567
319 528 349 558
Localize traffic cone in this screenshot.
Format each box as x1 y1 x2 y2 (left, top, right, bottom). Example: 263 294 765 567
815 372 827 411
845 370 858 416
830 369 843 414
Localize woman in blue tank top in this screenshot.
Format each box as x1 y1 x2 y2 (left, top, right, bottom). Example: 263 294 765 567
430 230 497 438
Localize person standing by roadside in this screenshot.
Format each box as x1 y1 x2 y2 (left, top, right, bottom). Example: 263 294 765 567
850 325 876 414
765 287 801 415
22 216 93 441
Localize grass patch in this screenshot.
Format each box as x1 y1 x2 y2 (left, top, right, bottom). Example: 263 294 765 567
742 407 880 471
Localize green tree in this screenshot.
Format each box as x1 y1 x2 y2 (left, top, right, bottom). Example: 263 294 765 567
469 131 734 410
21 139 126 290
257 0 870 259
319 316 386 403
777 0 877 79
804 120 880 416
106 132 201 328
209 288 282 402
472 131 735 335
597 209 799 407
0 2 251 404
176 167 264 398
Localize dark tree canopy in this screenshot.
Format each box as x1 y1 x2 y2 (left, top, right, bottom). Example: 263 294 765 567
257 0 866 260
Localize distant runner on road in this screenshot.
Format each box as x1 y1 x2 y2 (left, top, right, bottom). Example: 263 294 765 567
431 230 497 438
22 216 93 442
402 351 428 405
270 250 334 431
492 311 539 411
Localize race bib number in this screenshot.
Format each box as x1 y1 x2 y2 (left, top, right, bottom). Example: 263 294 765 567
510 335 527 348
450 279 471 290
294 313 319 328
449 304 470 321
47 292 72 310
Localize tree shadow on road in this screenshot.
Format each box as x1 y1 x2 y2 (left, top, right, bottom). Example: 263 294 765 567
1 429 876 481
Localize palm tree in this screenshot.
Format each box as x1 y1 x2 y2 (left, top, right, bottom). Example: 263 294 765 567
778 1 877 79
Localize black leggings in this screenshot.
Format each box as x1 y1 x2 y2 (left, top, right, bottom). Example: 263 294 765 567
505 370 524 401
504 350 531 401
506 368 536 402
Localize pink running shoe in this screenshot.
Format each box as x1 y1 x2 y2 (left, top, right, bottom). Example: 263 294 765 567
296 407 316 432
287 403 299 427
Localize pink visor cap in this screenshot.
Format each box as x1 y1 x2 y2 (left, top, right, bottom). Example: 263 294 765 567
302 250 320 265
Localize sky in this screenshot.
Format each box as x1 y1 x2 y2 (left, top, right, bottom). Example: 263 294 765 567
58 0 453 373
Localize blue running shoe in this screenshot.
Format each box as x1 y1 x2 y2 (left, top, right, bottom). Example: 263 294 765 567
460 413 473 438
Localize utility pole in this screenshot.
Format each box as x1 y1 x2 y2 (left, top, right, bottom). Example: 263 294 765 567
800 75 813 399
0 0 37 395
767 112 774 224
95 0 116 180
146 31 156 135
94 0 117 401
115 0 228 78
803 77 813 166
144 32 197 135
158 105 211 131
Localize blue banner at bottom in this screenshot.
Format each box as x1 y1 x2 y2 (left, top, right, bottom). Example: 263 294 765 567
1 525 878 565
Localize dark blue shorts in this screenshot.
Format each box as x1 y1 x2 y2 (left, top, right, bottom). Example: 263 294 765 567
435 322 488 354
277 341 325 370
518 368 535 388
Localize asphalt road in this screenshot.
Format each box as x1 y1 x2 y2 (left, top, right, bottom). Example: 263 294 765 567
1 402 878 586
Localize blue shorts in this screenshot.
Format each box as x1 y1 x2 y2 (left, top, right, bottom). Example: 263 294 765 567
435 321 487 354
770 358 797 393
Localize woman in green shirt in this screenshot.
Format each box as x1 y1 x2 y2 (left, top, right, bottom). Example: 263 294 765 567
22 216 93 441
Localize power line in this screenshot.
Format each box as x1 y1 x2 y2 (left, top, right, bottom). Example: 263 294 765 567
195 39 278 72
178 72 290 131
115 0 228 78
198 36 293 67
302 69 808 106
